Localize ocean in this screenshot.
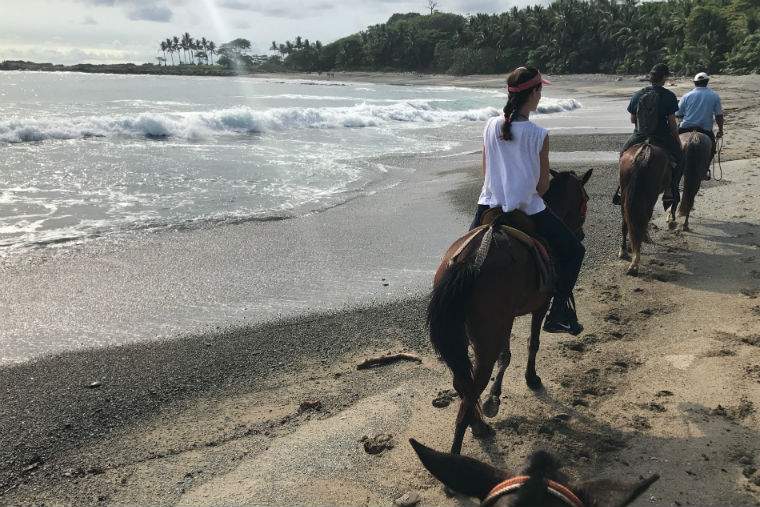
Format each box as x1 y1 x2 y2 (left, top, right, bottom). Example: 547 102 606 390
0 71 597 255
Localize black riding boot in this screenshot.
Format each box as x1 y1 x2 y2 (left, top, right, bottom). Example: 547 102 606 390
543 294 583 335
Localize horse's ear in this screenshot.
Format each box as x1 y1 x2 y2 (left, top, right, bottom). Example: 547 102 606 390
576 475 659 507
409 438 508 500
549 169 560 177
581 169 593 185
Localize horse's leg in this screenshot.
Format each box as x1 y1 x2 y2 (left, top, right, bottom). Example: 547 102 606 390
468 323 503 439
525 305 549 390
482 319 514 418
667 204 678 230
627 235 641 276
682 210 691 232
619 203 631 260
450 399 474 455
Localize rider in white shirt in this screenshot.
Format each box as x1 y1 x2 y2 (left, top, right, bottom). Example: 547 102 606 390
471 67 585 335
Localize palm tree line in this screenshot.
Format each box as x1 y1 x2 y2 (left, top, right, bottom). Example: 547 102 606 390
158 33 217 66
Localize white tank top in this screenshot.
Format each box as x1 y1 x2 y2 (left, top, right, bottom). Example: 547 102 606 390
478 116 548 216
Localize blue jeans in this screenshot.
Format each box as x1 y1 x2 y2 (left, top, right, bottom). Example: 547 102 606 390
470 206 584 298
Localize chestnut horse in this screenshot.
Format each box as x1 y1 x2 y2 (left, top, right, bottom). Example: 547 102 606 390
618 143 670 276
672 131 712 231
428 169 591 455
410 438 659 506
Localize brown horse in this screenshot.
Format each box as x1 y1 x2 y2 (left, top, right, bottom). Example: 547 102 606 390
428 169 591 455
672 131 712 231
618 143 670 276
410 438 659 506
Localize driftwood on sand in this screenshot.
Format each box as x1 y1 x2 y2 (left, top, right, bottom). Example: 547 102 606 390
356 353 422 370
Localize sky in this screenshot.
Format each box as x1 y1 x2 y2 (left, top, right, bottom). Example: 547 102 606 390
0 0 549 65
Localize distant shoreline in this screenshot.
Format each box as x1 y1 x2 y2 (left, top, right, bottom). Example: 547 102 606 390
0 60 234 76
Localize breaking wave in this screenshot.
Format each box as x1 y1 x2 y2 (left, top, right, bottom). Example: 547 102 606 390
0 97 581 143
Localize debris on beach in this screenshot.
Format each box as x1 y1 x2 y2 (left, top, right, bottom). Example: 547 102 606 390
360 433 395 454
85 381 102 389
394 491 421 507
356 352 421 370
432 389 458 408
298 400 322 413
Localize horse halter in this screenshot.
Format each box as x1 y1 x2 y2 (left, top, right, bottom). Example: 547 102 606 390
483 476 584 507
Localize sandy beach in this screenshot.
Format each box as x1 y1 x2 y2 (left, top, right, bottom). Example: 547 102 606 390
1 73 760 506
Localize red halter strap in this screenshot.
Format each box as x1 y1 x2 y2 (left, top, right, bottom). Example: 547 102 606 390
483 475 584 507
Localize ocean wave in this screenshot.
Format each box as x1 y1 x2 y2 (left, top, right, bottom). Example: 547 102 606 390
537 98 583 114
0 98 580 143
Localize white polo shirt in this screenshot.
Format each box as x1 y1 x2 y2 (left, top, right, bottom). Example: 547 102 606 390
478 116 548 216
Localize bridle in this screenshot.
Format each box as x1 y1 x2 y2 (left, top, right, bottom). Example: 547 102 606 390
483 476 584 507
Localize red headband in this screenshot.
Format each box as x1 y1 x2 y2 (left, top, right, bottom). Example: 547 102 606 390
507 72 551 93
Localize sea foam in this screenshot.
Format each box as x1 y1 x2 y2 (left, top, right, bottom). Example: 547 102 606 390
0 98 581 143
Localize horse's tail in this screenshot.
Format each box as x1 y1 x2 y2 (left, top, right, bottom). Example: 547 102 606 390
623 144 653 248
678 133 706 217
427 227 494 400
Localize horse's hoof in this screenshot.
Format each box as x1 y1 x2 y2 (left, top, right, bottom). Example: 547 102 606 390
482 396 501 418
643 233 653 244
470 420 495 439
618 249 631 261
626 266 639 277
668 220 677 230
682 224 690 232
526 374 543 391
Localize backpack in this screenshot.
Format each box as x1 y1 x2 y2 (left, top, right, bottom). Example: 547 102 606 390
636 88 660 136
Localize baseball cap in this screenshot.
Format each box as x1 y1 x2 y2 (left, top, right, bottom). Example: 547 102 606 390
694 72 710 82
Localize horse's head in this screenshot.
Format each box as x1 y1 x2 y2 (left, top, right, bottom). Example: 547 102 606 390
543 169 592 241
410 438 658 507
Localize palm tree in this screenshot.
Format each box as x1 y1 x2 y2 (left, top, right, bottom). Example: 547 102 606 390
200 37 208 64
159 41 168 65
207 40 216 65
172 35 182 64
165 37 175 65
181 32 193 64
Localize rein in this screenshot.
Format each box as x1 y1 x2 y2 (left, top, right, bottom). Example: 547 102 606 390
713 136 724 181
483 476 584 507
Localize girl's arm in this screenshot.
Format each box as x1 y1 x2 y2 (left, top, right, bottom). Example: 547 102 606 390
537 134 550 196
482 144 486 178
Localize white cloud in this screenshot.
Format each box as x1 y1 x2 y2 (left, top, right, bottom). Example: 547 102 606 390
81 0 175 22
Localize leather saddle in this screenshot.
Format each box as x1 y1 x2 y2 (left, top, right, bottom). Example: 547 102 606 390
474 208 555 294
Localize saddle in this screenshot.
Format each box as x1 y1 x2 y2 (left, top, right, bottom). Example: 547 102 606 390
451 208 555 294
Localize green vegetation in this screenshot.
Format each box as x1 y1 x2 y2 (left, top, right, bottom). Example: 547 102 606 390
158 32 217 66
271 0 760 75
4 0 759 77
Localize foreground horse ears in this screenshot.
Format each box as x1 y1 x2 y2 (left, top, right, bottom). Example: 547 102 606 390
550 169 560 177
581 169 593 185
576 475 659 507
409 439 507 500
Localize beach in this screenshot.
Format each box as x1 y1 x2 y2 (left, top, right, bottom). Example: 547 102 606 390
1 73 760 506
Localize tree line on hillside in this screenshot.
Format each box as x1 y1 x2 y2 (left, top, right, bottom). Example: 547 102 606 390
267 0 760 75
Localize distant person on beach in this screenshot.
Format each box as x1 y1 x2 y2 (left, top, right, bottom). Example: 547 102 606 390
472 66 585 335
676 72 724 180
614 63 682 209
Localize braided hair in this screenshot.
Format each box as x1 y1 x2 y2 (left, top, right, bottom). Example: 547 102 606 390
501 66 542 141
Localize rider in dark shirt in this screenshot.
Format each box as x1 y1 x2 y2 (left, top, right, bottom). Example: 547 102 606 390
614 64 683 210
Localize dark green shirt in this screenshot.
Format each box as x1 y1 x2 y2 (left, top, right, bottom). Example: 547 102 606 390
627 85 678 138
